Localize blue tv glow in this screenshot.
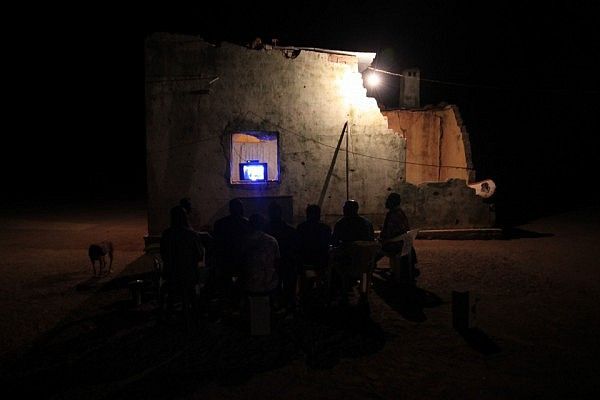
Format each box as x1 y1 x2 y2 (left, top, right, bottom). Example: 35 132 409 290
239 162 268 182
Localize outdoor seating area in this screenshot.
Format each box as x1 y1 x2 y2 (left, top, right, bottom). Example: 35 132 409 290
145 239 408 334
2 204 598 399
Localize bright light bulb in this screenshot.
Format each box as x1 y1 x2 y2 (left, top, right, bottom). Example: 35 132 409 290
366 73 381 87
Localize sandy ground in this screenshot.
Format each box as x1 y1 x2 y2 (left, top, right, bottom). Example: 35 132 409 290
1 203 599 399
0 202 147 359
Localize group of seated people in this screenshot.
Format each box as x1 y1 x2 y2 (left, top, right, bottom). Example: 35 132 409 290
159 193 418 323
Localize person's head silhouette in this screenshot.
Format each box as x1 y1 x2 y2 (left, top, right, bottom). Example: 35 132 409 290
170 205 189 228
229 199 244 217
343 200 359 217
268 201 283 222
306 204 321 222
179 197 192 214
249 213 266 231
385 193 402 210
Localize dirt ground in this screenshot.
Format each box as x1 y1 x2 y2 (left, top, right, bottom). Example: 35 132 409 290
1 202 599 399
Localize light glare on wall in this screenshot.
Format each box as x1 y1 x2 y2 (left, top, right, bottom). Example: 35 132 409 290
339 70 373 110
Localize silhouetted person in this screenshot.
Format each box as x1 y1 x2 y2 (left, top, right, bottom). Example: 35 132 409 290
377 192 419 282
179 197 192 214
296 204 332 305
379 192 410 253
297 204 332 270
160 205 204 328
180 197 205 232
332 200 374 245
179 197 215 297
266 201 298 312
213 199 252 297
330 200 376 304
241 213 280 295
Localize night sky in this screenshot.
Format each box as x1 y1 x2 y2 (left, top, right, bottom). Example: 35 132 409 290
7 2 599 221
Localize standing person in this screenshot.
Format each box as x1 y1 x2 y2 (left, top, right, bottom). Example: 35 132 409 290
379 192 410 253
160 205 204 329
266 201 298 313
213 199 252 298
378 192 419 282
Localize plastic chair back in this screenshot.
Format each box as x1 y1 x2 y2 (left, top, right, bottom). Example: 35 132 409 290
400 229 419 257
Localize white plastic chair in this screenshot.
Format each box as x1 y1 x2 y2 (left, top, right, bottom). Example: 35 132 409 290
152 255 167 308
401 230 419 257
353 241 383 297
390 229 419 284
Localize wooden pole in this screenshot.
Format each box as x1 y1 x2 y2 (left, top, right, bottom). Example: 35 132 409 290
318 121 348 208
346 124 349 200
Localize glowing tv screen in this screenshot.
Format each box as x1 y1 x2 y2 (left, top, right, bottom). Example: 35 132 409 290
239 162 268 182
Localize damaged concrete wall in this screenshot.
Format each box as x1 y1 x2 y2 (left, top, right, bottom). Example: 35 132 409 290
383 105 475 184
398 179 494 229
381 107 492 229
145 33 405 235
145 33 494 236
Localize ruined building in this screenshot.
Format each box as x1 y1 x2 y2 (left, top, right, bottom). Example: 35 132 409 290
145 33 494 240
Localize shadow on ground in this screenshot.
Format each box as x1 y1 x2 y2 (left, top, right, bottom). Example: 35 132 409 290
371 271 442 322
458 327 501 355
2 256 386 400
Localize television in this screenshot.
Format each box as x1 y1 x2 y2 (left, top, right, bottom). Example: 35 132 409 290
239 162 268 182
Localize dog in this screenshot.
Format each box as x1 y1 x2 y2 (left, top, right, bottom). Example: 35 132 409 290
88 241 114 276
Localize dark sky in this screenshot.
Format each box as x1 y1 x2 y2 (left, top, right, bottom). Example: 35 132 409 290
7 2 599 216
